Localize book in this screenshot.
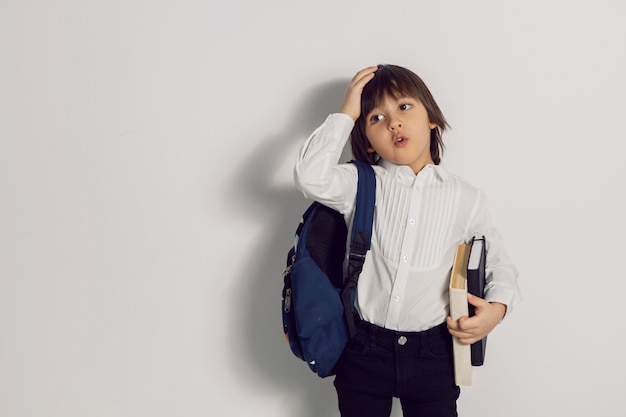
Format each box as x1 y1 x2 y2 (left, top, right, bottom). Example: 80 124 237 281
448 236 488 386
449 242 472 386
467 236 487 366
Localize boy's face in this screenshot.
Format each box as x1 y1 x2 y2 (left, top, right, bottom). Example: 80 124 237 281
364 94 437 174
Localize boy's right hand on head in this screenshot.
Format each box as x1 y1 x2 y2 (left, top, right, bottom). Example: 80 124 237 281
340 66 378 122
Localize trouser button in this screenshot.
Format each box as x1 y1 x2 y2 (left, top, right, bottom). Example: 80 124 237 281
397 336 408 346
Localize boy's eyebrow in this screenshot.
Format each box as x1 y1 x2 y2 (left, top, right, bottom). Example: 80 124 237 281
369 96 417 111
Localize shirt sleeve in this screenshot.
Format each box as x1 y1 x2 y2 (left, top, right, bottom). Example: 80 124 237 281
467 190 522 314
294 113 359 214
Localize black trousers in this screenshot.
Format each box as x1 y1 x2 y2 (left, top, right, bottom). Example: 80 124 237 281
333 317 460 417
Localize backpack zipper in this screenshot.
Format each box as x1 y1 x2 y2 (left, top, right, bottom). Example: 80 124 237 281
284 288 292 313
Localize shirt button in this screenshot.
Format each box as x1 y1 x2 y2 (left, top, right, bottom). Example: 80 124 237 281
394 295 401 302
398 336 408 346
408 219 416 226
402 256 409 263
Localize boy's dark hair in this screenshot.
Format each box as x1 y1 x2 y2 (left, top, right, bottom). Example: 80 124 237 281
350 64 449 165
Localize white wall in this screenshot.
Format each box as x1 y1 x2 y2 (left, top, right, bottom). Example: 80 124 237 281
1 1 625 416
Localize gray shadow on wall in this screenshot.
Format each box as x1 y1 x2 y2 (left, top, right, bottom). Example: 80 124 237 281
222 79 352 417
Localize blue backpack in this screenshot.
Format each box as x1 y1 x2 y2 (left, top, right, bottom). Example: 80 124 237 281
281 160 376 378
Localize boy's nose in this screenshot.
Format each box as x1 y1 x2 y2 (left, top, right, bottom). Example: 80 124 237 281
388 119 402 131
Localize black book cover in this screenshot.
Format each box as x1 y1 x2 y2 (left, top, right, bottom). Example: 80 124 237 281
467 236 487 366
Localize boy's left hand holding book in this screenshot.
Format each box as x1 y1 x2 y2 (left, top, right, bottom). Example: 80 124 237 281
446 293 507 344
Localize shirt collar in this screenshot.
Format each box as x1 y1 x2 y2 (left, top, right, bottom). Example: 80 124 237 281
378 159 450 185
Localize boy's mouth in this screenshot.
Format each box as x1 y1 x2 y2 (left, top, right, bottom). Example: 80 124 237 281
394 135 408 146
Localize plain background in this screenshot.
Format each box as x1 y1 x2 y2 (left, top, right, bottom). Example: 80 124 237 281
1 1 625 416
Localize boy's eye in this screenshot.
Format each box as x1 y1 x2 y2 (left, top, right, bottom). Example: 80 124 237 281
369 114 385 124
399 103 413 111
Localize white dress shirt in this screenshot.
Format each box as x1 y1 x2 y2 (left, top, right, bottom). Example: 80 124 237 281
294 113 521 332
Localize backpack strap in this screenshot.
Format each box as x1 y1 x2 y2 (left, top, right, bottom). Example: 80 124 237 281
341 160 376 338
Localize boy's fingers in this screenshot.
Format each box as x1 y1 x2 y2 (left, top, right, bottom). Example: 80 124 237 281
352 65 378 82
457 315 471 330
447 315 471 330
349 66 378 89
459 315 485 334
467 292 486 306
